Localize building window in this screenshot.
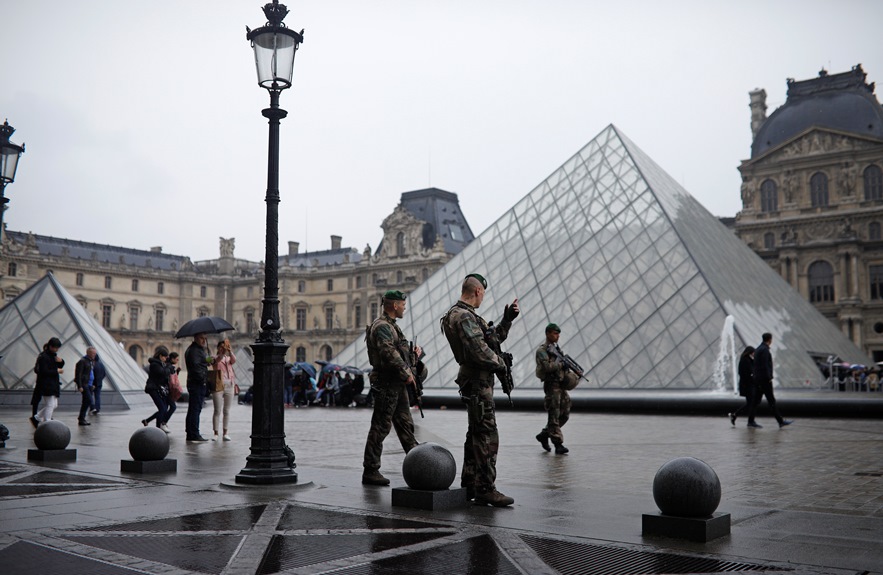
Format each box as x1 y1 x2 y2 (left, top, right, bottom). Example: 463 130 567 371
157 281 164 294
325 306 334 330
371 302 378 319
295 346 306 362
132 278 139 292
155 308 164 332
296 308 307 331
422 268 429 281
354 304 362 327
356 275 362 289
76 272 84 286
808 261 835 303
104 276 112 289
200 285 207 298
396 232 406 256
810 172 828 207
197 307 209 318
246 310 256 333
864 165 883 201
760 179 778 212
396 271 403 283
129 306 139 330
6 263 16 277
372 273 378 285
128 345 142 363
296 280 305 293
102 304 112 328
327 279 333 292
321 345 333 361
247 286 253 298
870 222 882 241
763 232 775 250
871 265 883 300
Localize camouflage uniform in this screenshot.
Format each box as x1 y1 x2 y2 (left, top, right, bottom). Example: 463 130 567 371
536 342 572 447
441 301 511 495
362 313 418 474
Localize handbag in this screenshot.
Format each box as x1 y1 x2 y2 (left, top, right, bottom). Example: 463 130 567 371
212 369 224 392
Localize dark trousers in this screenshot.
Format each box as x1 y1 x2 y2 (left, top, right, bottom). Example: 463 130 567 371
185 383 205 438
78 387 95 422
93 384 102 413
748 381 784 424
146 389 175 427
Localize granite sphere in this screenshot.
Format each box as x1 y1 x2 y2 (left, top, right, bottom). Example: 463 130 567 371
33 420 71 450
402 442 456 491
652 457 721 517
129 427 170 461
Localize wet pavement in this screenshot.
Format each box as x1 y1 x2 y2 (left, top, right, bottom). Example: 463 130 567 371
0 397 881 574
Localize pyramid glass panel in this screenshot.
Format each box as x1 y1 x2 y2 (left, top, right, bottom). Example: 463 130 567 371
334 125 869 391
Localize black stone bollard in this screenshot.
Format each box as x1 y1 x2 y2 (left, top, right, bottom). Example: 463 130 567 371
121 427 176 473
393 443 467 510
28 420 76 461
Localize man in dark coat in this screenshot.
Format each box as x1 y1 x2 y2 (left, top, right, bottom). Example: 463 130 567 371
750 333 793 429
184 333 211 442
74 346 100 425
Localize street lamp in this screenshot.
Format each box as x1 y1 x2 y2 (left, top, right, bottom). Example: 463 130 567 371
236 0 304 485
0 120 25 247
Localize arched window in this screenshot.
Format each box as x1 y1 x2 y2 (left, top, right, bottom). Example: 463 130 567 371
128 344 143 364
320 345 333 361
7 262 16 277
396 232 406 256
864 165 883 201
295 346 306 362
870 222 882 241
810 172 828 207
808 261 835 303
763 232 775 250
760 179 778 212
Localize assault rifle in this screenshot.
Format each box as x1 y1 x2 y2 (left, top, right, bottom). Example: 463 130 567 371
407 341 425 418
485 322 514 406
547 344 586 380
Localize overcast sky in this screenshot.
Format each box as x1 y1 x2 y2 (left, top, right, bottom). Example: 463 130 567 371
3 1 882 262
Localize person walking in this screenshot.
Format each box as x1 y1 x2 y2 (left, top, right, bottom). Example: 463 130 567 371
729 346 756 426
144 352 180 429
184 333 211 442
32 337 64 426
535 323 575 454
74 346 99 426
750 333 793 429
211 339 236 441
89 350 107 416
440 273 519 507
361 290 421 486
143 347 174 432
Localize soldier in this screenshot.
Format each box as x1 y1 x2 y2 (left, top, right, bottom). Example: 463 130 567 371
535 323 574 454
440 273 519 507
361 290 421 486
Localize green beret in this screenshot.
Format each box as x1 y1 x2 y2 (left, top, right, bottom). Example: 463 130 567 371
383 290 407 301
465 273 487 288
545 323 561 333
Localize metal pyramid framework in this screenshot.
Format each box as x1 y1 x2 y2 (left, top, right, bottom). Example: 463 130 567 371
335 125 868 390
0 272 151 407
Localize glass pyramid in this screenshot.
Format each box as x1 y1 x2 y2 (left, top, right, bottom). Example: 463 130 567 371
0 273 151 407
335 125 868 391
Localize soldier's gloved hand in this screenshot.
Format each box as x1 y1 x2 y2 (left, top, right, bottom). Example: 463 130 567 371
503 300 520 323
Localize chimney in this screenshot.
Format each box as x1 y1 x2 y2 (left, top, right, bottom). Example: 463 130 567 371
749 88 767 140
331 235 342 250
150 246 163 253
288 241 299 256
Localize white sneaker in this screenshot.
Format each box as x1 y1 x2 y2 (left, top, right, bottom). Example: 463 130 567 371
160 424 171 433
212 435 218 441
223 435 232 441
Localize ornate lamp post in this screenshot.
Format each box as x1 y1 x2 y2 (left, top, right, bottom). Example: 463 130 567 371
0 120 25 248
236 0 304 485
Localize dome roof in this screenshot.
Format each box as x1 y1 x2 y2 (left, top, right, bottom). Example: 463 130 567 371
752 65 883 158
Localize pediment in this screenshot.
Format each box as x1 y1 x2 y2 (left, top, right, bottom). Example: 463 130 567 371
381 204 424 231
746 127 883 167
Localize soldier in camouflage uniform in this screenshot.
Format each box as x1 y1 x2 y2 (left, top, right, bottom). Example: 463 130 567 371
535 323 572 454
440 273 519 507
361 290 421 486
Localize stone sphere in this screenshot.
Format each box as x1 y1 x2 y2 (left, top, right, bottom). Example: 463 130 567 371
653 457 721 517
402 442 456 491
33 420 71 450
129 427 170 461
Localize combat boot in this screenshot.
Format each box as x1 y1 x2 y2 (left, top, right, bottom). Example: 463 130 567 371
361 470 390 486
535 432 551 452
474 489 514 507
554 443 569 455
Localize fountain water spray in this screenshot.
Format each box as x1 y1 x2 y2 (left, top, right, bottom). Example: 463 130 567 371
712 315 738 394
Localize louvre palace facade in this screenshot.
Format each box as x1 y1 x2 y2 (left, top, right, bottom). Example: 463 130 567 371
734 65 883 361
0 188 474 366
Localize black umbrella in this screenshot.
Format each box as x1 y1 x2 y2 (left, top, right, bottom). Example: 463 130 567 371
174 316 235 338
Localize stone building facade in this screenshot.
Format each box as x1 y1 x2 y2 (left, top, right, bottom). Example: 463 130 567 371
734 65 883 361
0 188 474 366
